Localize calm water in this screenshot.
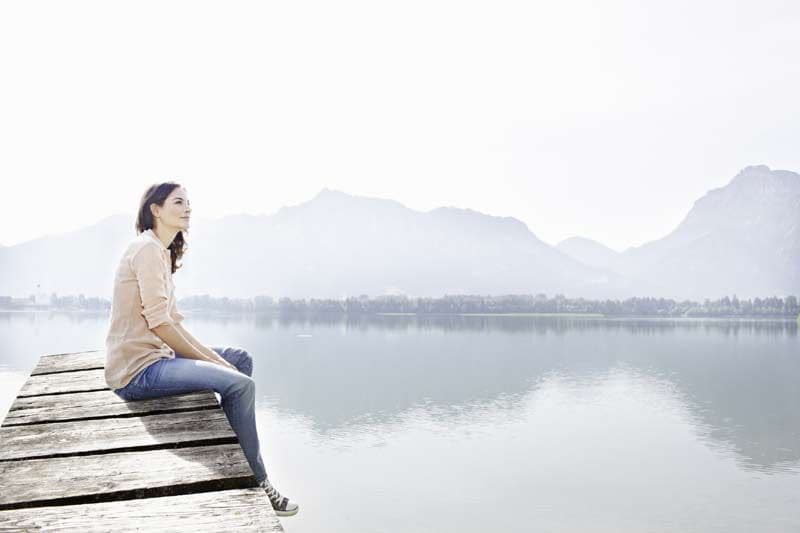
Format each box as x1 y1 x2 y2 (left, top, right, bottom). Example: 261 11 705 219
1 311 799 532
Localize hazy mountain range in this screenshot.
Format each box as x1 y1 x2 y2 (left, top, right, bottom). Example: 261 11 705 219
1 165 797 300
555 237 620 271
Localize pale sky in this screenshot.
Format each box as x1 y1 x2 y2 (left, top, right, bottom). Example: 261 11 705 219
1 1 798 251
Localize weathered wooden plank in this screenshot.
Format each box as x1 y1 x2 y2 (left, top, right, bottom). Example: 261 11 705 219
17 368 107 397
3 390 218 426
0 444 254 508
0 488 283 532
21 362 214 397
0 409 236 461
0 351 285 531
32 350 105 375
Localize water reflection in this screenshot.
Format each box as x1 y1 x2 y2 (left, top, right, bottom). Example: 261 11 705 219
1 311 798 475
272 312 799 337
249 314 800 474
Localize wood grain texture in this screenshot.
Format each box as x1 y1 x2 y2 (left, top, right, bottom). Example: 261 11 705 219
4 390 218 426
32 351 105 375
0 352 285 532
17 368 108 397
0 409 236 461
0 444 254 507
0 488 284 532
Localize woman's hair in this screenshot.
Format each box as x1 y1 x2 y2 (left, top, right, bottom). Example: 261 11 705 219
135 182 188 274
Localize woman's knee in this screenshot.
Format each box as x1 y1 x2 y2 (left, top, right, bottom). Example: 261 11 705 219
224 374 255 398
215 346 254 376
235 347 254 376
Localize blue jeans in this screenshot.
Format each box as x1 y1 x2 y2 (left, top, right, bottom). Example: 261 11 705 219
113 346 268 483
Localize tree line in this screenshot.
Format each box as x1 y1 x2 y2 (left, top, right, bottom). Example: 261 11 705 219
272 294 800 317
2 293 798 318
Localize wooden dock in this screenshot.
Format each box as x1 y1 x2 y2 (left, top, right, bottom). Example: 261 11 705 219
0 350 284 532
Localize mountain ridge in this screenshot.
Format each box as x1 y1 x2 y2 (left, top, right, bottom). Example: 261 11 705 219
1 165 797 300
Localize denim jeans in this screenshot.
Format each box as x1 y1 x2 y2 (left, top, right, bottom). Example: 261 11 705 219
113 346 268 483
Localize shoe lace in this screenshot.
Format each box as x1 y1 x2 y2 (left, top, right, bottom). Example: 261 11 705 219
261 480 288 509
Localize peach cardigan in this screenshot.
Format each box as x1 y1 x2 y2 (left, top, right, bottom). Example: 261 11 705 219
104 229 185 390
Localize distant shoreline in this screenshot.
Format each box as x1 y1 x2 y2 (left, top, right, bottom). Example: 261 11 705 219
378 312 604 317
1 309 796 322
376 312 797 322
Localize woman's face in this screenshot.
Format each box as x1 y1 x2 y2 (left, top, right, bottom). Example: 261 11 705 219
152 187 191 232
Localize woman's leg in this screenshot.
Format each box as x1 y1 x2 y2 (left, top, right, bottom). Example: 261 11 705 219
115 353 268 483
206 346 265 481
209 346 254 377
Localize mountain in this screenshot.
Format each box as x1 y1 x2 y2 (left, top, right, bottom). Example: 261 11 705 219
0 214 134 299
175 189 605 298
616 165 800 299
1 166 797 301
556 237 621 271
0 190 605 299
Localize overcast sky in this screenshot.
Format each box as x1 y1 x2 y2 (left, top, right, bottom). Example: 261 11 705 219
1 1 798 251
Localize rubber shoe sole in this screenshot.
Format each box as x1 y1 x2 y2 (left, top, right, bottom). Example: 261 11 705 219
275 504 299 517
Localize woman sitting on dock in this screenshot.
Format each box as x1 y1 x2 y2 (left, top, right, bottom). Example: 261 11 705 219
104 181 299 517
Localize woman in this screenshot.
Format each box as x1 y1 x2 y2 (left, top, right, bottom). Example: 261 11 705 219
104 182 299 517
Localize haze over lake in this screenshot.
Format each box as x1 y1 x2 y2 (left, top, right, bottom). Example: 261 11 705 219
1 311 798 533
3 0 800 529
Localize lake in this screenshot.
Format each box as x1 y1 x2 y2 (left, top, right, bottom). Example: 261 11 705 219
1 311 799 532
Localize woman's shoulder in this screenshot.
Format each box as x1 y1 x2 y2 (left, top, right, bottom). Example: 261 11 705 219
123 232 153 252
124 235 164 264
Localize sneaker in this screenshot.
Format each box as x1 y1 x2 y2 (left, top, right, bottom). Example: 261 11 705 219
259 479 300 517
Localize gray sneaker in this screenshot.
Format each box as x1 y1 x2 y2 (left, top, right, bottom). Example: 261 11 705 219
259 479 300 517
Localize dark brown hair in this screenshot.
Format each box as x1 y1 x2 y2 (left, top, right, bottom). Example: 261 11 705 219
135 182 188 274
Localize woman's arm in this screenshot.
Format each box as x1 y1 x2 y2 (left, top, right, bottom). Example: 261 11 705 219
152 323 236 371
174 323 237 371
130 244 236 371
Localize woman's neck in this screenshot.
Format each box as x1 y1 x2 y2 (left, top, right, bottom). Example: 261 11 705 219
152 226 178 249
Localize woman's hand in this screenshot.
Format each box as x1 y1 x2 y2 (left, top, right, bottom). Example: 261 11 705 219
220 359 239 372
210 355 238 372
196 344 239 372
